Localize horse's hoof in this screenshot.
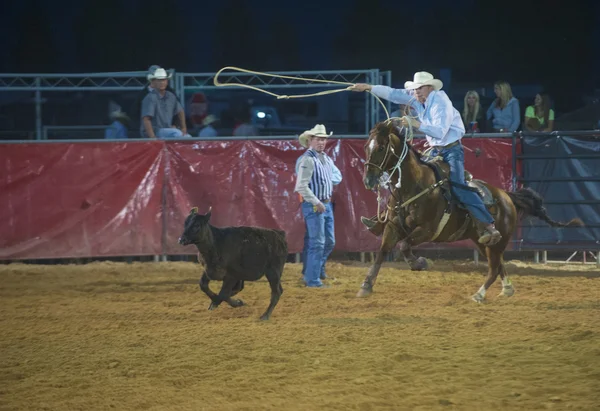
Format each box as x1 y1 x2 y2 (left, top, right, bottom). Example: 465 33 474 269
410 257 430 271
471 293 486 303
356 282 373 298
498 285 515 297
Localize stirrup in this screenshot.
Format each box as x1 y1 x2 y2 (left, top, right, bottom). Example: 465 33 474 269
478 229 502 245
361 216 376 229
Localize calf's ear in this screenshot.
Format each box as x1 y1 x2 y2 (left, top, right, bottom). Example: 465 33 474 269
190 207 199 215
205 206 212 219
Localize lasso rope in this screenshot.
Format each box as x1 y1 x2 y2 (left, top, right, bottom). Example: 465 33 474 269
214 66 392 119
214 66 420 225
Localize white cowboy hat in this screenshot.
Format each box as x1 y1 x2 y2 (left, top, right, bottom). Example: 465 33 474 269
404 71 443 91
203 115 218 126
298 124 333 148
148 67 172 80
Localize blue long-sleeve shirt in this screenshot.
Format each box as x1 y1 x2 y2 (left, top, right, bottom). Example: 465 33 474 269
370 85 465 147
486 97 520 131
104 121 128 139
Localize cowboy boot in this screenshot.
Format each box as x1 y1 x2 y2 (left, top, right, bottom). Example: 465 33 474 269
476 221 502 246
361 216 386 236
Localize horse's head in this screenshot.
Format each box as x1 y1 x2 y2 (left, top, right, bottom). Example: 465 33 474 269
363 121 406 190
178 206 212 246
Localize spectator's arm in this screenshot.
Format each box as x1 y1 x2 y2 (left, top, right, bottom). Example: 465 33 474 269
509 99 521 131
143 117 157 139
141 95 157 138
486 101 494 120
523 106 536 132
543 109 555 132
177 110 188 136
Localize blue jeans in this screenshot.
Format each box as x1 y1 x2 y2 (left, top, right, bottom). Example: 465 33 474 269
157 128 187 138
301 202 335 287
301 224 327 279
301 223 308 276
431 142 494 225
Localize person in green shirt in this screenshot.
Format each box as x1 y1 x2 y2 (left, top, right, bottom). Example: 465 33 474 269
524 93 555 132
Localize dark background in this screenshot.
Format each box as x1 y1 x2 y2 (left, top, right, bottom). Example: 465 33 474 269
2 0 599 113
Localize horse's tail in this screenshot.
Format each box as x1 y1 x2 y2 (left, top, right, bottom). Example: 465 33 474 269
507 187 584 228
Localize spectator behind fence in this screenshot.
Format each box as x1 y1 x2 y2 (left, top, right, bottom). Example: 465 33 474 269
462 90 485 133
233 109 259 137
130 65 179 137
140 67 190 139
198 115 218 138
486 81 520 132
524 93 555 132
104 110 130 139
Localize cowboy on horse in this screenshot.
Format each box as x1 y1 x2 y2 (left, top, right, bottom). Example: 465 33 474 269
351 71 502 245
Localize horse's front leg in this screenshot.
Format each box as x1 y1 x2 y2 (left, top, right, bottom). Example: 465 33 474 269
356 223 401 298
398 226 434 271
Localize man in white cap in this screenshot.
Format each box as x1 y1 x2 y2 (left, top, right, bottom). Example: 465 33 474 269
294 124 342 287
140 66 190 139
351 72 502 246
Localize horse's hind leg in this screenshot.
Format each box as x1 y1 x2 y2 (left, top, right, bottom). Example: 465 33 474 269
471 239 515 301
260 264 284 321
471 243 510 303
497 257 516 297
357 224 400 298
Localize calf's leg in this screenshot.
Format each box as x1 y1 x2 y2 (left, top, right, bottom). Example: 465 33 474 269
230 280 245 297
209 276 245 310
260 265 284 321
199 272 219 305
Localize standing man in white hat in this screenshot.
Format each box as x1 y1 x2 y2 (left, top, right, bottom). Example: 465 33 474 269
294 124 342 288
351 72 502 246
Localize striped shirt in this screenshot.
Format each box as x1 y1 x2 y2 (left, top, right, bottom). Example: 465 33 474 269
294 149 341 205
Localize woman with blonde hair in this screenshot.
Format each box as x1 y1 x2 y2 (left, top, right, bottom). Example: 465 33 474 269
524 93 554 132
462 90 484 133
486 81 520 132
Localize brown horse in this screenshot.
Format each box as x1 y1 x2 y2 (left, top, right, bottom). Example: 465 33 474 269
357 121 583 302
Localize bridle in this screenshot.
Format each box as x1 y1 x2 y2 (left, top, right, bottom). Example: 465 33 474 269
364 134 400 172
364 121 416 224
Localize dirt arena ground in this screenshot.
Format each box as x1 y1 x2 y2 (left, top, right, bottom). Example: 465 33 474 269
1 259 598 411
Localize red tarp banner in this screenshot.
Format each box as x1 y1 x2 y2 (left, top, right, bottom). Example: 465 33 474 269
0 138 517 259
0 142 165 259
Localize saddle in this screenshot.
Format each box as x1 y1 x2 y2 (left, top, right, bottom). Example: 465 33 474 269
421 156 495 209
